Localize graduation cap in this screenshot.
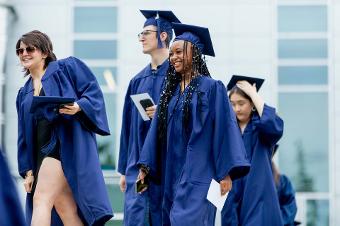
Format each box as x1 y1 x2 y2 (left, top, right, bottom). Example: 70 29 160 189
30 96 75 113
227 75 265 91
140 10 181 48
172 23 215 57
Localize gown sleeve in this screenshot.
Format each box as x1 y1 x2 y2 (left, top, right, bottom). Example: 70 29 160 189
278 174 298 225
61 57 110 136
254 104 284 148
0 151 26 226
211 81 250 181
137 110 160 179
117 82 133 175
16 88 31 178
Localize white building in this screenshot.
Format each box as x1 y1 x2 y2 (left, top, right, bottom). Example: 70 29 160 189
1 0 340 225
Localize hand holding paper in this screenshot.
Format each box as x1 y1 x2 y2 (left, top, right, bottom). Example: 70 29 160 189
130 93 155 121
207 179 229 212
145 105 157 119
220 175 232 196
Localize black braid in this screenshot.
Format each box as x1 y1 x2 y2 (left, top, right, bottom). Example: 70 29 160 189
157 41 211 143
157 63 181 143
182 44 211 130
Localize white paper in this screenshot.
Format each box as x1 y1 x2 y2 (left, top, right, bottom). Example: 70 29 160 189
130 93 155 121
206 179 229 212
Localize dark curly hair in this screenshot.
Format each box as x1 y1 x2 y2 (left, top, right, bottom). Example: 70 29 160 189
16 30 57 76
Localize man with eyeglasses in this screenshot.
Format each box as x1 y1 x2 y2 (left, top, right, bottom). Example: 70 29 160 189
118 10 180 226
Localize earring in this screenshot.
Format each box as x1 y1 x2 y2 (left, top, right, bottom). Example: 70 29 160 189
252 107 256 112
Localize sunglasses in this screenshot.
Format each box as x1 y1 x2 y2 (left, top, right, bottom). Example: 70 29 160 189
138 30 158 38
16 46 37 55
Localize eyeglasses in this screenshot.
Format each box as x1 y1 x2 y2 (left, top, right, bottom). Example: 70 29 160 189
138 30 158 38
16 46 37 55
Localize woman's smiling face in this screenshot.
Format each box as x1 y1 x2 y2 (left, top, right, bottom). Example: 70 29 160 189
169 40 193 74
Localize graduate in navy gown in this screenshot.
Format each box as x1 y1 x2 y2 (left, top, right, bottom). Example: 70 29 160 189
222 75 284 226
0 149 25 226
117 10 180 226
16 30 113 226
137 23 250 226
272 145 299 226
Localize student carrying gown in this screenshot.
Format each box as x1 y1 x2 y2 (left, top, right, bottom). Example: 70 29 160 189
16 56 113 226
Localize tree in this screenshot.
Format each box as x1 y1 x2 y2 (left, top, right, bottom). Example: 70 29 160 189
293 139 317 226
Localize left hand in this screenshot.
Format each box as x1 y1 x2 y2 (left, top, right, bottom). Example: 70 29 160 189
146 105 157 119
236 81 257 97
59 102 81 115
220 175 232 196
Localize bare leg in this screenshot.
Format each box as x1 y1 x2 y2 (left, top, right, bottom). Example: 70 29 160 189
31 157 63 226
54 174 83 226
31 157 82 226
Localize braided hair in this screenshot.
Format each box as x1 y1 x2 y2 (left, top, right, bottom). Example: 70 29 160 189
157 41 211 144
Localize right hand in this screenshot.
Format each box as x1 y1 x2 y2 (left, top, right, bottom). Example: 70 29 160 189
24 170 34 193
119 175 126 192
236 81 257 98
146 105 157 119
220 175 232 196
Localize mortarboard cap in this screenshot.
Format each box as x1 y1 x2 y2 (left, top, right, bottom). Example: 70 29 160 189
140 10 181 48
30 96 75 113
172 23 215 57
227 75 265 91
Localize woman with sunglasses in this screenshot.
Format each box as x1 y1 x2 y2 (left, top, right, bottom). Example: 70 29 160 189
137 23 250 225
16 30 113 226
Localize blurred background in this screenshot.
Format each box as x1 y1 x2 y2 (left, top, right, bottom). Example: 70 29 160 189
1 0 339 225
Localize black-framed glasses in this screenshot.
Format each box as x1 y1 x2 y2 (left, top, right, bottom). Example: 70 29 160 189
16 46 37 55
138 30 158 38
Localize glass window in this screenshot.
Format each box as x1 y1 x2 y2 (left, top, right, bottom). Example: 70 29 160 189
278 39 328 59
106 183 124 225
74 7 117 33
278 66 328 85
278 92 328 192
90 67 118 87
278 5 327 32
74 40 117 59
107 184 124 212
106 220 124 226
307 200 329 226
97 93 117 169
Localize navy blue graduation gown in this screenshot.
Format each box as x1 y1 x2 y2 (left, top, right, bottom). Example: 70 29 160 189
0 150 25 226
222 105 284 226
277 174 297 226
139 76 250 226
118 61 168 226
16 57 113 226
